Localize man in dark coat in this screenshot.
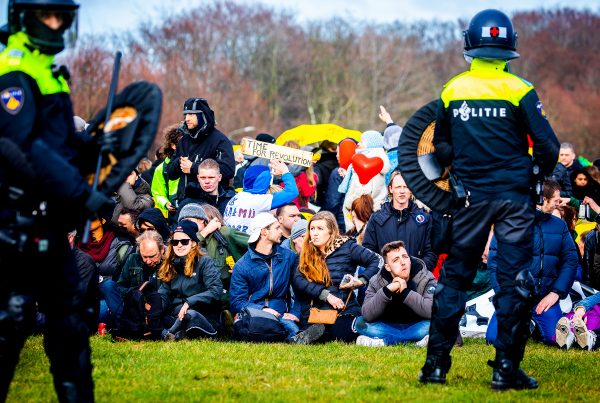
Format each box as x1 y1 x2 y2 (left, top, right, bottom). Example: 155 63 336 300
166 98 235 203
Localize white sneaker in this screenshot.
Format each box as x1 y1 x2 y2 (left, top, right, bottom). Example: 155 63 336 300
573 319 597 351
356 335 385 347
555 317 575 349
416 335 429 348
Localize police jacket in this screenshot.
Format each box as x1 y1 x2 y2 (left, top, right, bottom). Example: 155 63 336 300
292 236 383 324
488 210 579 299
166 115 235 203
363 201 437 270
0 32 97 217
361 257 436 324
229 244 301 318
433 58 560 195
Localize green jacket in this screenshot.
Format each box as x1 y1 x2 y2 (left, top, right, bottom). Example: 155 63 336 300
151 157 179 218
198 226 249 286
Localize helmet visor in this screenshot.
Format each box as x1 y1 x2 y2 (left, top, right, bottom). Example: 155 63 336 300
23 8 78 50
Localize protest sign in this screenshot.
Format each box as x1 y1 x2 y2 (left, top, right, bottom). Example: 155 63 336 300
240 138 313 167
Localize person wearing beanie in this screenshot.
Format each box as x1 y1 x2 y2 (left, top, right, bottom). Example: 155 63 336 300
157 220 222 340
224 159 299 234
338 129 390 230
281 219 308 254
229 213 302 342
136 207 171 243
166 97 235 204
177 203 248 309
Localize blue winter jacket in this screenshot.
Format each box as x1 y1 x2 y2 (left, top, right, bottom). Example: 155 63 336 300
488 210 579 299
229 244 301 318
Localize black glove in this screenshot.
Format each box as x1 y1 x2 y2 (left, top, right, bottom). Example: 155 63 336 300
97 129 119 154
84 189 115 218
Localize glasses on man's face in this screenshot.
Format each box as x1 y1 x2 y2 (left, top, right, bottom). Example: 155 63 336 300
170 238 191 246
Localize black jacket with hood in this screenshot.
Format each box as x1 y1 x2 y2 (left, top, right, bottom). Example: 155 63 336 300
166 99 235 202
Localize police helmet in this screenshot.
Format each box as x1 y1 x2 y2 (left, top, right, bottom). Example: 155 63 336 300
1 0 79 54
463 9 519 61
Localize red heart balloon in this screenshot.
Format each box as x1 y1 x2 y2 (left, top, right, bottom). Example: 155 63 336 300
338 139 357 170
352 154 384 185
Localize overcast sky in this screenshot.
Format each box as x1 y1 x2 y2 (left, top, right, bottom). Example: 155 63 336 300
1 0 598 36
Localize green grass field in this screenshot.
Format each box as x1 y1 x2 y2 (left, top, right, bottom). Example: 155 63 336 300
7 335 599 402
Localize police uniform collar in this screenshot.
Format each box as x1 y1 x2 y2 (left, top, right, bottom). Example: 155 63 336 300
470 58 507 72
8 32 55 68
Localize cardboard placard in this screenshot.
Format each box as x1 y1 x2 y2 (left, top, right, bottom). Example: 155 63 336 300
240 138 313 167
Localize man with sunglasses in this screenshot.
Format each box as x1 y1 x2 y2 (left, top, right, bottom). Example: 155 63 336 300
166 97 235 205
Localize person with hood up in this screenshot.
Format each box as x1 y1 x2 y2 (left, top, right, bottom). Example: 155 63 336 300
223 160 299 234
166 98 235 203
338 130 390 231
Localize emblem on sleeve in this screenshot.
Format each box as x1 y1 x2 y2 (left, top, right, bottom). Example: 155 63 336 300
415 214 427 225
536 101 547 119
1 87 25 115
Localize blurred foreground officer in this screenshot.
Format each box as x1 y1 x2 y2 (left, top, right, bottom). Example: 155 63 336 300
418 9 559 390
0 0 112 401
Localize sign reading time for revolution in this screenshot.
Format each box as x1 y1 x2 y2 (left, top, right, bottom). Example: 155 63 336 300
240 138 314 167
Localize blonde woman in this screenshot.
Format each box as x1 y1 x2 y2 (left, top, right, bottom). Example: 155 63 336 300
158 221 222 340
291 211 383 344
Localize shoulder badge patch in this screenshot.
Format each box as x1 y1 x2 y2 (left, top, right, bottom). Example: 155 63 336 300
414 214 427 225
1 87 25 115
536 101 547 119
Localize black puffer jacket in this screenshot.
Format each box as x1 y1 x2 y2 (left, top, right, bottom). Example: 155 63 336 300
176 182 236 217
293 236 383 324
363 201 437 270
166 100 235 201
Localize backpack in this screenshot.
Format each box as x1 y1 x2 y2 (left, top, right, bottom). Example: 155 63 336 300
116 288 164 340
233 307 288 343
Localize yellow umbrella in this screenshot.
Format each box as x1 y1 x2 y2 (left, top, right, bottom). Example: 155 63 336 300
276 124 361 146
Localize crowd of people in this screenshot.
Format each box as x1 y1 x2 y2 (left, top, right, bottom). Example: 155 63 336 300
2 3 599 399
60 95 600 354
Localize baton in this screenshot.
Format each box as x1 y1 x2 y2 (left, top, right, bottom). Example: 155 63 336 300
81 51 122 244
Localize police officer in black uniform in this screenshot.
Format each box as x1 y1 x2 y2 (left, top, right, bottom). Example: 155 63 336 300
418 10 560 390
0 1 112 401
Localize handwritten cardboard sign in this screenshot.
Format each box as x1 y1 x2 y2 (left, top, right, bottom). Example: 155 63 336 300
240 138 313 167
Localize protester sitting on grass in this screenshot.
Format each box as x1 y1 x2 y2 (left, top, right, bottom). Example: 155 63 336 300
355 240 436 347
486 180 579 346
229 213 301 342
224 159 299 233
281 220 308 254
178 203 248 309
158 221 222 340
291 211 382 344
556 291 600 350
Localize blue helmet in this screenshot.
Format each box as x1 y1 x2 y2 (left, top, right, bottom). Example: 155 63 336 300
463 9 519 61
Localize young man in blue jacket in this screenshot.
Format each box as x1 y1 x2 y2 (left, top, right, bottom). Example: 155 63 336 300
229 213 301 341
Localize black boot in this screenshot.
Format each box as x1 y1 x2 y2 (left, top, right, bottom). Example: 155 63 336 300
488 350 538 391
54 381 94 403
418 354 451 384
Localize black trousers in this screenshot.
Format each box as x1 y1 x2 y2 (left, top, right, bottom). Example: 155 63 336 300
0 223 94 402
427 191 534 362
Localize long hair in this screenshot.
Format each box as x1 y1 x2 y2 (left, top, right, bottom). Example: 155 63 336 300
299 211 340 286
157 241 204 283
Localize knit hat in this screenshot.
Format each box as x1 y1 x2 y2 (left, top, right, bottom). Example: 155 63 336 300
360 130 384 149
178 203 208 223
256 133 276 144
383 125 402 151
136 207 170 241
172 220 200 243
290 219 308 240
247 213 277 244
